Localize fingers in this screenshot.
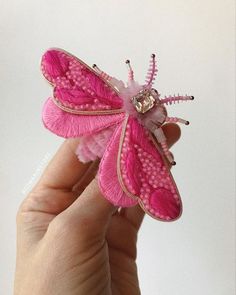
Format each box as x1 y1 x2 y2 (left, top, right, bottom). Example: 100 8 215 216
72 159 100 194
17 139 94 227
120 123 181 229
20 123 180 241
35 138 91 191
119 204 145 230
162 123 181 148
53 179 116 237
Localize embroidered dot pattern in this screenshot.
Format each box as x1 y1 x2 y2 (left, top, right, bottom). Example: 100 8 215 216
120 117 181 220
41 49 123 112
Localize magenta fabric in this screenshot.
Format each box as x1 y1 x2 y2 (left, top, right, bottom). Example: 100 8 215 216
117 116 182 221
41 48 123 112
98 123 138 207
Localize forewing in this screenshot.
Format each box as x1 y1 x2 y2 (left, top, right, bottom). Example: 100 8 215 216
41 48 124 113
98 122 138 207
117 116 182 221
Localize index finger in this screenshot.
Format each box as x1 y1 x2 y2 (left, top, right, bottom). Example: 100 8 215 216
35 138 91 191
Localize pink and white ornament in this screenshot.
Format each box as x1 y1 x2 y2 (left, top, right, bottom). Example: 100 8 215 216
41 47 194 222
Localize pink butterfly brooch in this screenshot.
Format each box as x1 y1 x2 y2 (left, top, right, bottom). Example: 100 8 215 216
41 48 194 222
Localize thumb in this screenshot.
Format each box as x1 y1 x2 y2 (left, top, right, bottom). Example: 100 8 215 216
55 179 117 237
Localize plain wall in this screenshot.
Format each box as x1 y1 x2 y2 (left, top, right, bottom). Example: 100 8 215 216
0 0 235 294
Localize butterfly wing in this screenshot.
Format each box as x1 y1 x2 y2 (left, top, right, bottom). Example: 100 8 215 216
41 48 123 113
41 48 125 137
42 98 124 138
116 115 182 221
98 122 138 207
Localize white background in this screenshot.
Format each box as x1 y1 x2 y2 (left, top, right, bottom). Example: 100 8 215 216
0 0 235 294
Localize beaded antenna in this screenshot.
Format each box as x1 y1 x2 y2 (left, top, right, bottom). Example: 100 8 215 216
41 48 194 222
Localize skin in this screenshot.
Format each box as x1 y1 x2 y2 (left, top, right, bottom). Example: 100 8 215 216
14 123 180 295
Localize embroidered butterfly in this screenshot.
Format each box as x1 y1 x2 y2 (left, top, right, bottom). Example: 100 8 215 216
40 48 194 222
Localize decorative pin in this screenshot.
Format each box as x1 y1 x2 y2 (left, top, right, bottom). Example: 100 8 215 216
41 48 194 222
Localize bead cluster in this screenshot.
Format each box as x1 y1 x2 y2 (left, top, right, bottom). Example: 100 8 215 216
120 122 180 220
41 51 117 111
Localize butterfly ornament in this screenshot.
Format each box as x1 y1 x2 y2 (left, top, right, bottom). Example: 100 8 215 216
41 48 194 222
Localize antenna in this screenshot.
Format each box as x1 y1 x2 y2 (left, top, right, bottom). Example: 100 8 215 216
145 53 158 88
125 59 134 81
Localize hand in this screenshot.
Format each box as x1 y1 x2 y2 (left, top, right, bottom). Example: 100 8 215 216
14 124 180 295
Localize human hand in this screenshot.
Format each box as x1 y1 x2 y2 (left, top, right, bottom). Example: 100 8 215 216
14 123 180 295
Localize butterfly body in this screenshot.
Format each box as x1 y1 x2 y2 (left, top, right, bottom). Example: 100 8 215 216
41 48 194 221
131 88 167 129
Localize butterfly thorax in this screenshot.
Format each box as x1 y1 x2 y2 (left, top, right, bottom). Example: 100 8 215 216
131 87 167 130
132 88 157 113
